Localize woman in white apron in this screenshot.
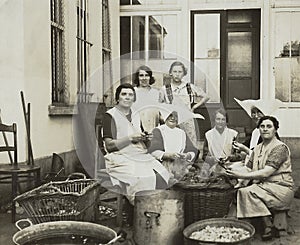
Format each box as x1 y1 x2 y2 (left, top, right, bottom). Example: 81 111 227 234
99 83 170 203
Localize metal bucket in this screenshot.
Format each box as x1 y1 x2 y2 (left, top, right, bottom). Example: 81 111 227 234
183 218 255 245
13 219 121 245
133 190 184 245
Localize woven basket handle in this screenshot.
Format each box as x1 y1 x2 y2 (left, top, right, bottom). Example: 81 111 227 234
66 172 86 181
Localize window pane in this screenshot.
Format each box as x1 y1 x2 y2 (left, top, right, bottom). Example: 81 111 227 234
228 11 252 23
228 32 252 77
194 13 220 102
132 16 145 59
291 58 300 102
194 14 220 58
149 15 162 59
149 15 177 59
275 58 290 102
291 12 300 57
120 17 131 55
275 12 291 57
163 15 177 59
120 0 130 5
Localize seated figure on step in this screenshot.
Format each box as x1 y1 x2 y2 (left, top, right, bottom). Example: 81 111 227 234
225 116 294 240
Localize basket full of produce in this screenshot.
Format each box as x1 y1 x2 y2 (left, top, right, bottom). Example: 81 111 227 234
183 218 255 245
173 167 235 226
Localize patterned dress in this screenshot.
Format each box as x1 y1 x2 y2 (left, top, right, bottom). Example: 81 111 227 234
236 139 294 218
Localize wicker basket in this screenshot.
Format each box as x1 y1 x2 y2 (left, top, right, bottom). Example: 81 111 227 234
14 178 100 224
174 178 235 226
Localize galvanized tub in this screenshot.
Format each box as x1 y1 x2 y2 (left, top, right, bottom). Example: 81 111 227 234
12 220 120 245
133 190 185 245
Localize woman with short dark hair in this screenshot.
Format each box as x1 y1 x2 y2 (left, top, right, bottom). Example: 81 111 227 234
133 65 161 132
100 83 170 203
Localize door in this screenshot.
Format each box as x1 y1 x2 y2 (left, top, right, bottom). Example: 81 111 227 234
191 9 260 138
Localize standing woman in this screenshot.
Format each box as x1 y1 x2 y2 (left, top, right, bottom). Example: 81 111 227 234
159 61 209 147
133 65 161 133
226 116 294 240
100 83 170 203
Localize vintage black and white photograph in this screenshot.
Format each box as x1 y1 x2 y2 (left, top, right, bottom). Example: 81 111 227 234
1 0 300 244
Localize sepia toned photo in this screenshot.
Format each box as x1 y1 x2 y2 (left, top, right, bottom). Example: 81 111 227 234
1 0 300 244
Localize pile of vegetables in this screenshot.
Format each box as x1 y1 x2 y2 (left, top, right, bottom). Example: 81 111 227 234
189 225 251 242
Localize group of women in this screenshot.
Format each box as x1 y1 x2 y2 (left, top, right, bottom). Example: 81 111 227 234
98 61 294 240
100 61 205 203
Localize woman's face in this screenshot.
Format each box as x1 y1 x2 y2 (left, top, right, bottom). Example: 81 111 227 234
118 88 135 108
170 65 185 83
215 112 227 131
165 112 178 129
138 69 151 87
259 119 277 141
251 107 264 125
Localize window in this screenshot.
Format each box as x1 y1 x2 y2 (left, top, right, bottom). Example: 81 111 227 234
274 11 300 103
51 0 66 104
77 0 93 103
120 14 177 84
102 0 113 105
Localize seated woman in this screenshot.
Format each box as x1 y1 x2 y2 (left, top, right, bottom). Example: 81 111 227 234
233 99 281 157
99 83 170 203
201 109 240 177
148 110 199 182
225 116 294 240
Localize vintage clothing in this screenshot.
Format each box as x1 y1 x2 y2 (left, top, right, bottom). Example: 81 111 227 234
99 107 170 197
148 124 198 180
236 139 294 218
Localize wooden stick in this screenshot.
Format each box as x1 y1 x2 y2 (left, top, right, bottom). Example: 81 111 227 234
20 91 34 165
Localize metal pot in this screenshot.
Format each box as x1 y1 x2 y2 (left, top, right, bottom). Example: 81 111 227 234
133 190 185 245
13 219 122 245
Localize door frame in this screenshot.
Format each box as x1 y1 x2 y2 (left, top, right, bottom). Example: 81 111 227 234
190 9 261 136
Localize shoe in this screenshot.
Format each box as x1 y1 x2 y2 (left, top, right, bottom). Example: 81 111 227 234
261 227 273 241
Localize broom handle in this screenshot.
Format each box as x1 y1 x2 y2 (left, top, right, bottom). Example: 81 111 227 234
20 91 34 165
0 109 13 163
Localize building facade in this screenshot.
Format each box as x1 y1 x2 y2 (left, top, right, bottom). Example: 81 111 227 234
0 0 300 172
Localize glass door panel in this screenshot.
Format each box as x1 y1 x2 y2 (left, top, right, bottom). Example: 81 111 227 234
194 13 220 103
228 32 252 77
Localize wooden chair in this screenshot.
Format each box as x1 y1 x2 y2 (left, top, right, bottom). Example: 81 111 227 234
0 123 40 222
95 124 126 227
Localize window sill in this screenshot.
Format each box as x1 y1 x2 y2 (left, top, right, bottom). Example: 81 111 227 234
48 105 77 116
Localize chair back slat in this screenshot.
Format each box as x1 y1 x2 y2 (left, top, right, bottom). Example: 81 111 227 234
0 123 17 164
0 146 16 152
0 123 15 132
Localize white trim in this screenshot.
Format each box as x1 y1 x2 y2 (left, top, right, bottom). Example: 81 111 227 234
120 5 181 13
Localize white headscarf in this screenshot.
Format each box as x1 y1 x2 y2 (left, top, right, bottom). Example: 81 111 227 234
234 98 283 117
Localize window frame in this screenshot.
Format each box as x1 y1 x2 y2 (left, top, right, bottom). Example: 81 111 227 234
50 0 67 105
77 0 93 103
271 6 300 107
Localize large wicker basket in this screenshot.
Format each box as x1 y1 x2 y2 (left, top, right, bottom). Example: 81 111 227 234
174 178 235 226
14 177 100 224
